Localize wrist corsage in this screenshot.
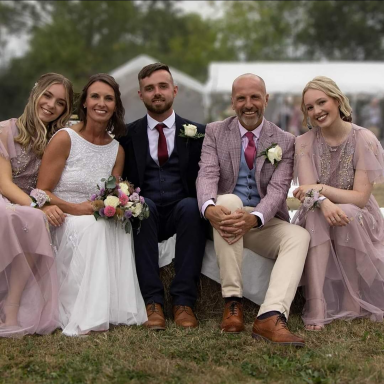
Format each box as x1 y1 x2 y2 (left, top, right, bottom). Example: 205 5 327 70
30 189 51 208
179 124 205 140
258 143 282 168
303 188 324 210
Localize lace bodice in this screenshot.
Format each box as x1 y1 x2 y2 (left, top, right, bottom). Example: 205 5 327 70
0 119 41 194
53 128 119 203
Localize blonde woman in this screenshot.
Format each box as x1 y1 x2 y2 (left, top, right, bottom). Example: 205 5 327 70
0 73 73 337
293 76 384 330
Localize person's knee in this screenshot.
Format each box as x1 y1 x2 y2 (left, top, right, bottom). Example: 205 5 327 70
177 197 199 217
217 194 243 212
286 224 311 248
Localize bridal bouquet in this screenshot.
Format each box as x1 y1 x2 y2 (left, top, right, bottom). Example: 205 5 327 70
90 176 150 234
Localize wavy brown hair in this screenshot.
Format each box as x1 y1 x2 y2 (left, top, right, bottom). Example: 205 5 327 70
301 76 352 128
77 73 125 138
15 73 73 157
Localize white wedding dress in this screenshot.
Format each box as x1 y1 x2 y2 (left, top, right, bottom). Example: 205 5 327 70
51 128 147 336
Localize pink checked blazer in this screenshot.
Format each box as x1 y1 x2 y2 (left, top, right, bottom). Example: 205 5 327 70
196 116 294 223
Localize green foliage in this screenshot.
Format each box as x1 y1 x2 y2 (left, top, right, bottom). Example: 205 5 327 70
1 1 384 120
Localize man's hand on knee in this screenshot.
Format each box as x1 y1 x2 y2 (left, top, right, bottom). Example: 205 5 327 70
220 210 258 245
205 205 235 239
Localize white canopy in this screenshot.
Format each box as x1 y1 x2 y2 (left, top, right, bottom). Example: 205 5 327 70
205 62 384 95
110 54 205 95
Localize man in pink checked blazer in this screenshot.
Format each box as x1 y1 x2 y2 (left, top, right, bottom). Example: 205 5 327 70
196 74 310 346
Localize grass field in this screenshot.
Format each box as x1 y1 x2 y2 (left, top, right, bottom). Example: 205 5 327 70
1 276 384 384
2 189 384 383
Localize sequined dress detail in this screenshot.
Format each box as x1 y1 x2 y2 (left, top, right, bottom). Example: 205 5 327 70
0 118 58 337
51 128 147 336
293 124 384 325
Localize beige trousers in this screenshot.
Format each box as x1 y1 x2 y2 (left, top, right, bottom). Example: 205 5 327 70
213 194 310 318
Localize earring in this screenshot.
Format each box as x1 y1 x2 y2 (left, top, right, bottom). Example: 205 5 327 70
83 105 86 109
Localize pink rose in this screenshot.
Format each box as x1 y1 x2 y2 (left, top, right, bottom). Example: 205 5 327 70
104 206 116 217
119 193 129 205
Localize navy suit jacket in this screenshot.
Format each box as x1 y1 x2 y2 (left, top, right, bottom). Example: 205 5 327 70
118 114 205 198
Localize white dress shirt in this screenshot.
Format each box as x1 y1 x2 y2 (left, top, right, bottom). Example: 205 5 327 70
147 111 176 165
202 118 266 226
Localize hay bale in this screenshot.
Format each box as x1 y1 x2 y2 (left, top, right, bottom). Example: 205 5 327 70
159 261 304 322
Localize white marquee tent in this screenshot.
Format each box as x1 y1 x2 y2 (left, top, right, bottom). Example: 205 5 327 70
205 62 384 95
110 54 206 123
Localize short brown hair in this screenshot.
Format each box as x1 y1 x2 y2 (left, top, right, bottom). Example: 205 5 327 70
138 63 173 82
78 73 126 138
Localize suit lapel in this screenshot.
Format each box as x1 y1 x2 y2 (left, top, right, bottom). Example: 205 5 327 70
256 121 275 191
175 114 190 192
228 118 242 182
132 116 149 186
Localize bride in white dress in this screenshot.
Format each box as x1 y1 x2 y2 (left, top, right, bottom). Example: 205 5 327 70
37 74 147 336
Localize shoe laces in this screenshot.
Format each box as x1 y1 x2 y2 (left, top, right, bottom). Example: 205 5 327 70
149 302 160 314
174 305 190 314
229 301 240 316
275 313 288 329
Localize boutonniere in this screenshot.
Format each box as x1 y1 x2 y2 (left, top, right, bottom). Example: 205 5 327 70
179 124 205 141
258 143 282 168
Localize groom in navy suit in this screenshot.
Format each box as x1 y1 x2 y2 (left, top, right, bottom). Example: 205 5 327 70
118 63 206 329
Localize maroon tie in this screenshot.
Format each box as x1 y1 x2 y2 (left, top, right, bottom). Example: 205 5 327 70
244 132 256 170
155 123 168 166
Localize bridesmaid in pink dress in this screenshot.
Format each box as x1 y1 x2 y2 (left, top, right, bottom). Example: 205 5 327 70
0 73 73 337
293 76 384 330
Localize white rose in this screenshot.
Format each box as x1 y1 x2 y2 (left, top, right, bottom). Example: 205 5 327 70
131 203 143 217
119 183 130 195
104 195 120 208
183 124 197 137
267 145 282 164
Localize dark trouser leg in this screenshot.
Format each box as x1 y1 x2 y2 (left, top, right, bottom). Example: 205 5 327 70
133 198 164 306
166 198 207 307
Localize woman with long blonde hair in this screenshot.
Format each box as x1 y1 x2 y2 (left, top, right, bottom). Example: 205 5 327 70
0 72 73 337
293 76 384 330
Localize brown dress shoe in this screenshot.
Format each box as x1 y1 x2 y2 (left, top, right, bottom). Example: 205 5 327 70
252 314 305 347
220 300 245 333
144 303 166 330
173 305 198 328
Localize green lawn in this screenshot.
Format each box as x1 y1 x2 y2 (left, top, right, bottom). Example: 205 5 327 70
1 275 384 384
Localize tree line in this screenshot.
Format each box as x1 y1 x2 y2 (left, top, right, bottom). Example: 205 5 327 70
1 0 383 119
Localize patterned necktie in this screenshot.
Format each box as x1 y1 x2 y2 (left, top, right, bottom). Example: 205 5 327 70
155 123 168 166
244 132 256 170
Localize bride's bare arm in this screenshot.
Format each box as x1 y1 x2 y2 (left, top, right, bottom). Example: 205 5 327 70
111 145 125 181
37 131 93 216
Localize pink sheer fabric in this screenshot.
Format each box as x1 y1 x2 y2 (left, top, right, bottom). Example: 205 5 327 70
0 119 58 337
293 124 384 326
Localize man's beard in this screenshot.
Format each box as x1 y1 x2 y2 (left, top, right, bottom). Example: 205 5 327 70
144 99 173 116
239 108 264 128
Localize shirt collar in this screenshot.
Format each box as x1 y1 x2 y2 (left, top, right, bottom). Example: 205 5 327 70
147 111 176 130
238 117 264 139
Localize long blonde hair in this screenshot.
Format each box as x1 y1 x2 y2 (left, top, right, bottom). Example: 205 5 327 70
301 76 352 128
15 73 73 157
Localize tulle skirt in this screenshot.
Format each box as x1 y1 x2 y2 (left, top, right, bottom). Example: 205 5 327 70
0 195 58 338
293 197 384 326
52 215 147 336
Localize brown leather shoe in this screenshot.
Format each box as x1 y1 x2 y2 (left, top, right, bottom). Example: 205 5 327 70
252 314 305 347
173 305 198 328
220 300 245 333
144 303 166 330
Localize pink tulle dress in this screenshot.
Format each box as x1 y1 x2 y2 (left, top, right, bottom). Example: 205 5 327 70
0 119 58 337
293 124 384 326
